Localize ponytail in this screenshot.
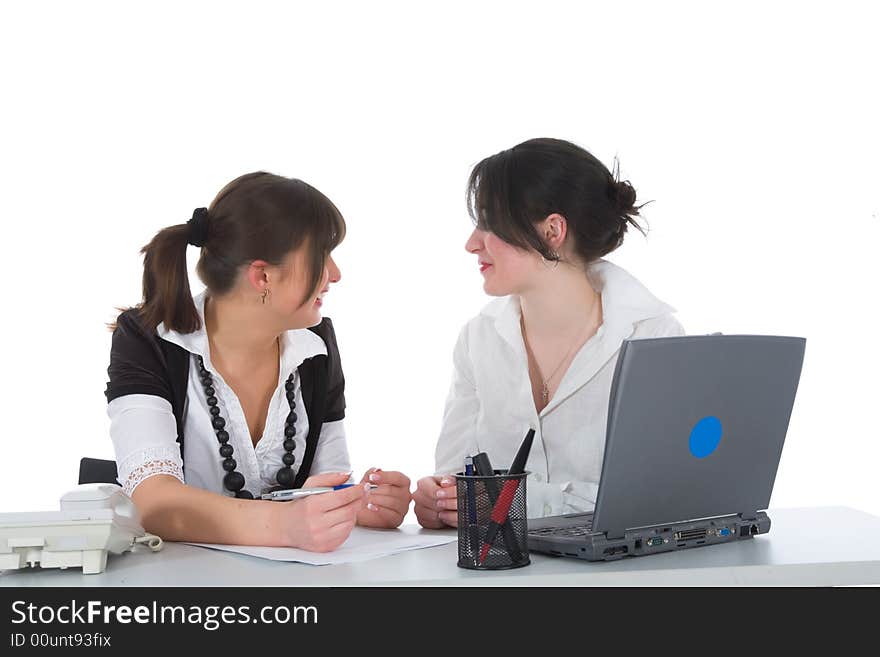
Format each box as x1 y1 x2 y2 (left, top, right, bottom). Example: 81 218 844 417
138 215 201 333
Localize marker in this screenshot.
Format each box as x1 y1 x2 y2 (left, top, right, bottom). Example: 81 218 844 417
260 483 377 501
471 451 523 563
479 429 535 563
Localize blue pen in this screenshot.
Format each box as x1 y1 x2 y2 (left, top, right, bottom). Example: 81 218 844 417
464 456 476 511
260 483 376 501
464 456 479 557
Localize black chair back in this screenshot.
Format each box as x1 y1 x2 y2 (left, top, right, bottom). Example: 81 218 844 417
78 457 119 486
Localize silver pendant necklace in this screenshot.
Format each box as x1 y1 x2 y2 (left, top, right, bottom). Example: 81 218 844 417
521 296 601 406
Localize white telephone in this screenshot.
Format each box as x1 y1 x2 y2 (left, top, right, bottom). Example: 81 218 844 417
0 484 163 574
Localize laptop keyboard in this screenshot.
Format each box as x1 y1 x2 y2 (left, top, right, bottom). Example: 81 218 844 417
529 516 593 536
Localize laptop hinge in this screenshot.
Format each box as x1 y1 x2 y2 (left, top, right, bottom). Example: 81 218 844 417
738 510 759 522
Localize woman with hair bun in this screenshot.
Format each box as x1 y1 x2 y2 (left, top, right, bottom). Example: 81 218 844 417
414 138 684 528
106 172 411 551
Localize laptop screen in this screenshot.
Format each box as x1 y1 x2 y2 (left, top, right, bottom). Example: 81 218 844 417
591 334 805 539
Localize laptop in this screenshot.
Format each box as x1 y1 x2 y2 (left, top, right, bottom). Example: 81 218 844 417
527 334 806 561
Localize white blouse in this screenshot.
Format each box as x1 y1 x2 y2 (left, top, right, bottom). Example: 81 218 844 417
108 291 352 498
434 259 685 518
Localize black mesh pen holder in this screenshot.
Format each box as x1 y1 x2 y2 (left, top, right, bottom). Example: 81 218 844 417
455 470 530 570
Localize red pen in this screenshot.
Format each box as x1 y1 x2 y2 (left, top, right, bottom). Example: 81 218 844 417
479 429 535 564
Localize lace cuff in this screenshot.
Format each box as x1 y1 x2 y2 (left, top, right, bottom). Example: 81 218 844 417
117 446 184 497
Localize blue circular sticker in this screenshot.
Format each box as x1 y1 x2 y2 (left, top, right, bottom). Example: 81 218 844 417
689 416 723 458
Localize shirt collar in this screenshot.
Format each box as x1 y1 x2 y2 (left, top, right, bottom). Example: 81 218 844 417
481 258 677 416
157 289 328 376
585 258 676 328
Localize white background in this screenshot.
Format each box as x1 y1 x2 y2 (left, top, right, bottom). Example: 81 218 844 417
1 1 877 523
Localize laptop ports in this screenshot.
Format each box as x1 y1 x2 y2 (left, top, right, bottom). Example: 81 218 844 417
673 528 710 541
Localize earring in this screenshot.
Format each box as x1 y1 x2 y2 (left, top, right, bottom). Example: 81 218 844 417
261 289 270 304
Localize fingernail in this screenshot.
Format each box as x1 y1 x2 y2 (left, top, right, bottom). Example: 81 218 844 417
440 477 452 486
436 500 445 510
363 483 372 492
367 503 379 512
436 490 446 499
369 473 381 483
338 471 353 477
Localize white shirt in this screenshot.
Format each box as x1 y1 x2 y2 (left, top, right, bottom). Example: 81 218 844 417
434 259 685 518
108 291 352 498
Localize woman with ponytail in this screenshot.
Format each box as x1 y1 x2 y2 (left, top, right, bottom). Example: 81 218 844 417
106 172 411 551
414 138 685 528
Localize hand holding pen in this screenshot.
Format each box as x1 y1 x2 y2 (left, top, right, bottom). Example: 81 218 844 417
273 472 370 552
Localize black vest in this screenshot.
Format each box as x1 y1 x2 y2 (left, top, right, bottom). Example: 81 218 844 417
105 309 346 489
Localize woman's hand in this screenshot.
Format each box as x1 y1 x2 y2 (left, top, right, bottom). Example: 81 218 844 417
276 472 367 552
413 474 458 528
356 468 412 529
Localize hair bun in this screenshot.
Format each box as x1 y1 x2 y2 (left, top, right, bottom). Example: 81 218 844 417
610 179 638 216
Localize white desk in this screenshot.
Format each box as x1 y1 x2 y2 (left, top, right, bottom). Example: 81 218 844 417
2 507 879 586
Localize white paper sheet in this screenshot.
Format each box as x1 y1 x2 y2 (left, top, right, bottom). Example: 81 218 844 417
186 526 456 566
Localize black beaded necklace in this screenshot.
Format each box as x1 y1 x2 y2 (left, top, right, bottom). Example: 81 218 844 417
196 355 298 498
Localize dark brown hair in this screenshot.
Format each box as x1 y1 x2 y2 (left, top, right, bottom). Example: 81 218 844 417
466 137 647 265
125 172 345 333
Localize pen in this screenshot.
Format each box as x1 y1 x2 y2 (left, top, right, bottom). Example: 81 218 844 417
472 451 523 563
479 429 535 564
464 456 479 557
260 484 377 501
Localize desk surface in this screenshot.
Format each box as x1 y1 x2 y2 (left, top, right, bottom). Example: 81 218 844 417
3 507 880 586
